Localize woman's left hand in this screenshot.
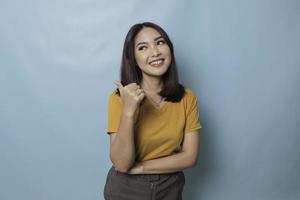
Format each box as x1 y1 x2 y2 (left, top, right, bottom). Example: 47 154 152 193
127 162 144 174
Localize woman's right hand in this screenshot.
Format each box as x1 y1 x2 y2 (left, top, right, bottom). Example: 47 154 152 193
113 80 145 116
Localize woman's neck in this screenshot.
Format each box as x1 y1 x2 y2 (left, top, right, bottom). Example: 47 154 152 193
141 77 162 94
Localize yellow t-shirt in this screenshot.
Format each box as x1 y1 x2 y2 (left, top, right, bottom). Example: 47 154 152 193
106 87 202 162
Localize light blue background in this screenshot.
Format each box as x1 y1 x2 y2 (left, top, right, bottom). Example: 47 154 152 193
1 0 299 199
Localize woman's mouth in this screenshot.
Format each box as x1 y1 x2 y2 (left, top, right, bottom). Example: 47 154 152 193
149 58 164 67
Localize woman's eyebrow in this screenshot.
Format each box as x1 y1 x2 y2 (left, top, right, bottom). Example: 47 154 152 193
136 36 164 47
154 36 163 41
136 41 147 47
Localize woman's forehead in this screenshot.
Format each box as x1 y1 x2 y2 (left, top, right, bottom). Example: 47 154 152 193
134 27 162 43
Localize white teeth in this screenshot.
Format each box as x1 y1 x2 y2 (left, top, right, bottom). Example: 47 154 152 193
150 59 163 66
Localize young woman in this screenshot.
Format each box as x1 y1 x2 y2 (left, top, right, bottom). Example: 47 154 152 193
104 22 202 200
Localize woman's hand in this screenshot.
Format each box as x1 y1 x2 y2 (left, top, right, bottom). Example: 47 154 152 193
127 162 144 174
113 80 145 117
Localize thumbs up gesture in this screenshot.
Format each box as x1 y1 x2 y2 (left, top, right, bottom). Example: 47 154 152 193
113 80 145 117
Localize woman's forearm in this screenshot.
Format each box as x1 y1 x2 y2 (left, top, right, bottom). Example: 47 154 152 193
110 111 136 172
128 151 196 174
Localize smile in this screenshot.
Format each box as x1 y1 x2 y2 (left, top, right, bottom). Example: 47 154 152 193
149 59 164 67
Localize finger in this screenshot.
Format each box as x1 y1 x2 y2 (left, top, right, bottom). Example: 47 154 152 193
127 83 140 90
135 88 144 95
137 92 145 101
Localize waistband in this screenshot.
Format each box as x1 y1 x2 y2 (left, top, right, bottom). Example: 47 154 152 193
110 166 182 182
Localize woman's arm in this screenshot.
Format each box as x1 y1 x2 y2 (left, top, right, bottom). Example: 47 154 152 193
110 111 136 173
110 81 144 173
128 131 200 174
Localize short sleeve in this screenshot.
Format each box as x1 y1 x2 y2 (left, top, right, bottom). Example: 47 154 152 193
106 91 123 135
184 90 202 134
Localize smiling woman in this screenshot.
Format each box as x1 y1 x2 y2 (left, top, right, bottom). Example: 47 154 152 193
134 29 171 75
103 22 202 200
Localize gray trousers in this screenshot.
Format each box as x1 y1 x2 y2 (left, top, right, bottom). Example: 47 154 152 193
103 166 185 200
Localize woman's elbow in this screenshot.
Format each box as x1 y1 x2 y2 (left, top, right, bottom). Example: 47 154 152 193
111 160 133 173
114 166 129 173
187 154 199 167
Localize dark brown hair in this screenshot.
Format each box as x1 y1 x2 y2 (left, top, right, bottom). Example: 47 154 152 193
115 22 185 102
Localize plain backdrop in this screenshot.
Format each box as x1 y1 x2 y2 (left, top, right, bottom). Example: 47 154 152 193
0 0 299 199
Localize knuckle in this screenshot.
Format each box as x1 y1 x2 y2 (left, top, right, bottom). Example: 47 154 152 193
130 83 137 86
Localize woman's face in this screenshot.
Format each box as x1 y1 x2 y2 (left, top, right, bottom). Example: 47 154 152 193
134 27 171 78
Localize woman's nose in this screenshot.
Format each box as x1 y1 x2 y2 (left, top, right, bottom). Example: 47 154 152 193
151 46 161 57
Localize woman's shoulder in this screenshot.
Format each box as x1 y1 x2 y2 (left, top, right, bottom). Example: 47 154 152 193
108 89 122 103
183 86 198 100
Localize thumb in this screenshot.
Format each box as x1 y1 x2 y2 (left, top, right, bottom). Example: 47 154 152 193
113 80 124 90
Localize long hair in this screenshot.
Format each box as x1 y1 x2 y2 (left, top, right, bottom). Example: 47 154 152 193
115 22 185 102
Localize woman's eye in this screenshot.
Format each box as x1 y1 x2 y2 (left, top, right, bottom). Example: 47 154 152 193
138 46 147 51
157 40 166 45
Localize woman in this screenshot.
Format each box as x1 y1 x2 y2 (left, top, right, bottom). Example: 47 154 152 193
104 22 202 200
